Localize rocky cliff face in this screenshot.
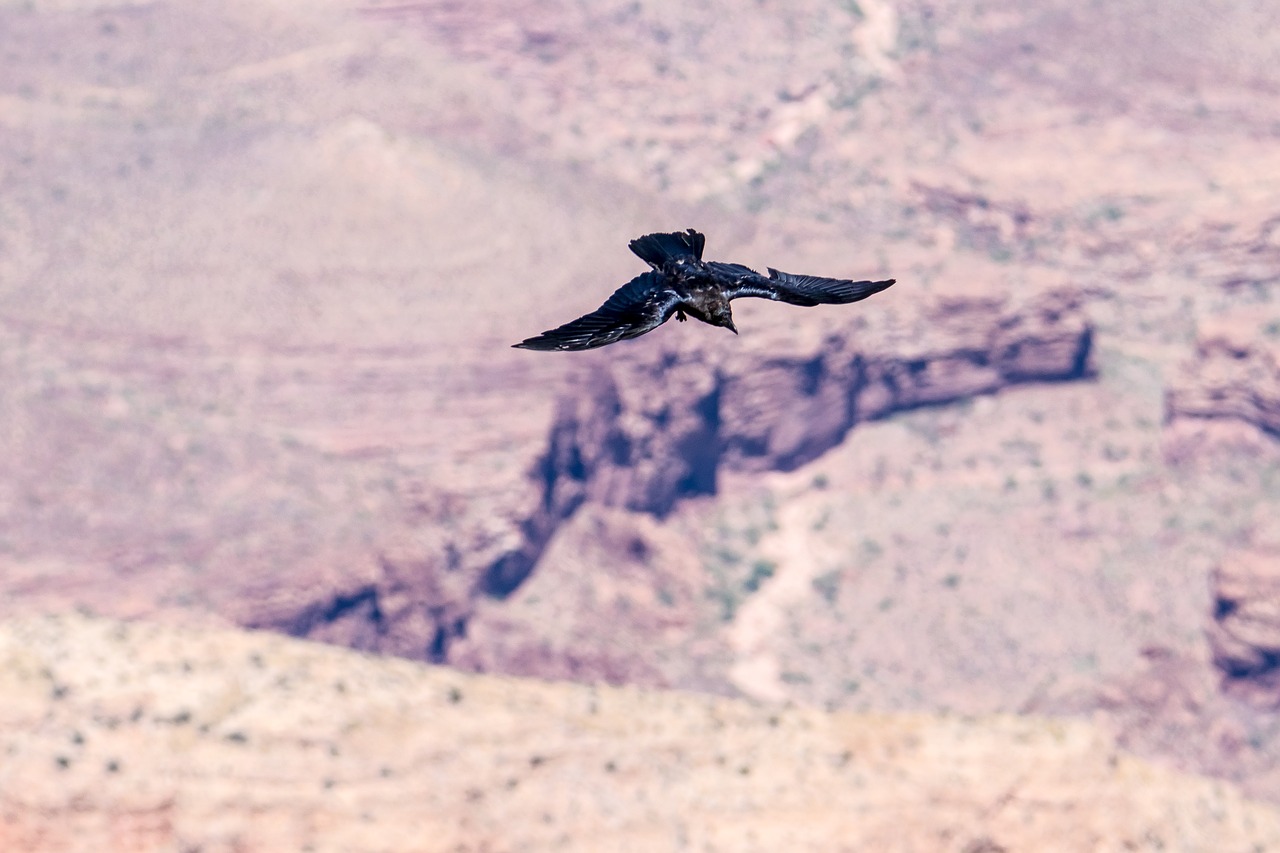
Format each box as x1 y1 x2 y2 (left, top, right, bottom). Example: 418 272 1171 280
257 285 1094 669
536 286 1093 522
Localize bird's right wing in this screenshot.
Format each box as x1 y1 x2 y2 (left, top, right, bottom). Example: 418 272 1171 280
512 272 682 351
724 266 895 307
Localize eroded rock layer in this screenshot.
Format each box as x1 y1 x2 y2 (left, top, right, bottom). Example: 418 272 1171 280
542 287 1093 522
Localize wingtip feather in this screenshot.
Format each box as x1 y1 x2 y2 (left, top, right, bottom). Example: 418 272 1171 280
512 336 566 352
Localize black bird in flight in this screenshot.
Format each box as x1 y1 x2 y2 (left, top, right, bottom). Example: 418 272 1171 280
512 229 895 351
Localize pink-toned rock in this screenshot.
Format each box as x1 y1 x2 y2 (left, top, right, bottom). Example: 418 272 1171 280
546 287 1094 516
249 281 1112 651
1209 548 1280 705
1167 312 1280 437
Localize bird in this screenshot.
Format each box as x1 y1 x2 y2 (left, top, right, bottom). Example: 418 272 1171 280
512 228 895 351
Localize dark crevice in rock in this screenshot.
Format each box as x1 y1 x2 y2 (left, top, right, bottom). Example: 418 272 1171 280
259 583 386 647
1208 551 1280 703
800 356 825 395
1219 650 1280 682
480 548 542 600
479 396 592 599
428 626 448 661
428 615 468 663
1071 326 1095 380
1214 597 1239 621
674 374 722 500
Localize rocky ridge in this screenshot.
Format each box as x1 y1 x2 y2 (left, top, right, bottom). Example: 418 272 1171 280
295 285 1095 656
0 278 1095 680
539 285 1092 516
4 613 1280 853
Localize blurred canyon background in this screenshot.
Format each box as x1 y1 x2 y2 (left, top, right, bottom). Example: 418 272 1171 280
3 0 1280 849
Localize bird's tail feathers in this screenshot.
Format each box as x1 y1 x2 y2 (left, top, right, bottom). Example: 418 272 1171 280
629 229 706 268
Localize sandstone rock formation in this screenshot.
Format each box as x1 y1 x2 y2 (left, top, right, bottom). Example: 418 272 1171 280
534 286 1092 526
5 614 1280 853
1210 552 1280 700
1208 511 1280 706
1167 312 1280 438
265 285 1095 661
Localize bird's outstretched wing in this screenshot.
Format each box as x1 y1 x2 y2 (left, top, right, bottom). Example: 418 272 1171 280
512 272 681 351
721 265 895 307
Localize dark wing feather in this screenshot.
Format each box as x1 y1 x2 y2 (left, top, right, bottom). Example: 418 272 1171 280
705 261 761 279
724 266 895 307
512 272 681 351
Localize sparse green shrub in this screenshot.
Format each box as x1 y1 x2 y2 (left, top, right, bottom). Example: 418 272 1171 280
743 560 776 593
812 570 841 604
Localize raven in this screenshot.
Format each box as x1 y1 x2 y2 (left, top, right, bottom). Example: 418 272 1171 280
512 229 895 351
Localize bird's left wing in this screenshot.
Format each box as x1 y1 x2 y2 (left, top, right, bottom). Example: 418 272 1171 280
512 272 682 351
719 263 895 307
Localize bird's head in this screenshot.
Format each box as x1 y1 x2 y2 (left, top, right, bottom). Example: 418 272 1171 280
711 304 737 335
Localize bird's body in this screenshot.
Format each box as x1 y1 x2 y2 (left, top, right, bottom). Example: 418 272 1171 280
513 229 895 351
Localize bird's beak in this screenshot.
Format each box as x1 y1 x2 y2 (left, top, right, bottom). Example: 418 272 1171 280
727 320 738 335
